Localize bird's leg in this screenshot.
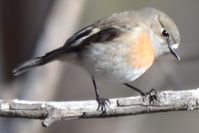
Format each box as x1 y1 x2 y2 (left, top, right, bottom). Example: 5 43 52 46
91 75 110 113
124 83 158 104
124 83 146 96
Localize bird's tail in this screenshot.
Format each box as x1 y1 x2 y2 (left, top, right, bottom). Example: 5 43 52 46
13 47 67 76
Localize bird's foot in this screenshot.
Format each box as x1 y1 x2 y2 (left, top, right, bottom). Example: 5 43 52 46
143 88 158 105
96 97 110 115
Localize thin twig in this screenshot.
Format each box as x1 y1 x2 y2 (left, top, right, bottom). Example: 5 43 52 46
0 88 199 127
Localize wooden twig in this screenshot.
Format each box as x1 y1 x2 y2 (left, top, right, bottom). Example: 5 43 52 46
0 88 199 127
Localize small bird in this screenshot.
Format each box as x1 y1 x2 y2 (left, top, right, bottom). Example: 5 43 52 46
13 7 180 111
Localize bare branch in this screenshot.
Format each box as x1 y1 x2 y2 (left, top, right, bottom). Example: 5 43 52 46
0 88 199 127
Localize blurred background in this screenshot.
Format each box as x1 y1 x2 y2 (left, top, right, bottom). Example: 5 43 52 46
0 0 199 133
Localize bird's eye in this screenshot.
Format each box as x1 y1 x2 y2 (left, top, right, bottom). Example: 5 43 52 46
161 28 169 37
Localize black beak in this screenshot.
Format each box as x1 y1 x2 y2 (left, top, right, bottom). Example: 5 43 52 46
168 44 180 61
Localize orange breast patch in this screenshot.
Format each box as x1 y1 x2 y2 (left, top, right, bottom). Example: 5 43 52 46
129 32 155 69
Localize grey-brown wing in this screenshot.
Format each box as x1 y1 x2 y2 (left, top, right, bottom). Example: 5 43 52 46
63 26 124 51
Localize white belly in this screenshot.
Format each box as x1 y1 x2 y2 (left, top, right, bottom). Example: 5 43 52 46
78 42 147 83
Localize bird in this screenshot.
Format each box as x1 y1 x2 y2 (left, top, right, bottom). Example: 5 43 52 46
13 7 180 112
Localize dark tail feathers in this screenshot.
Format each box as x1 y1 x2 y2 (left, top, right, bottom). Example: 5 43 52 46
13 47 67 76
